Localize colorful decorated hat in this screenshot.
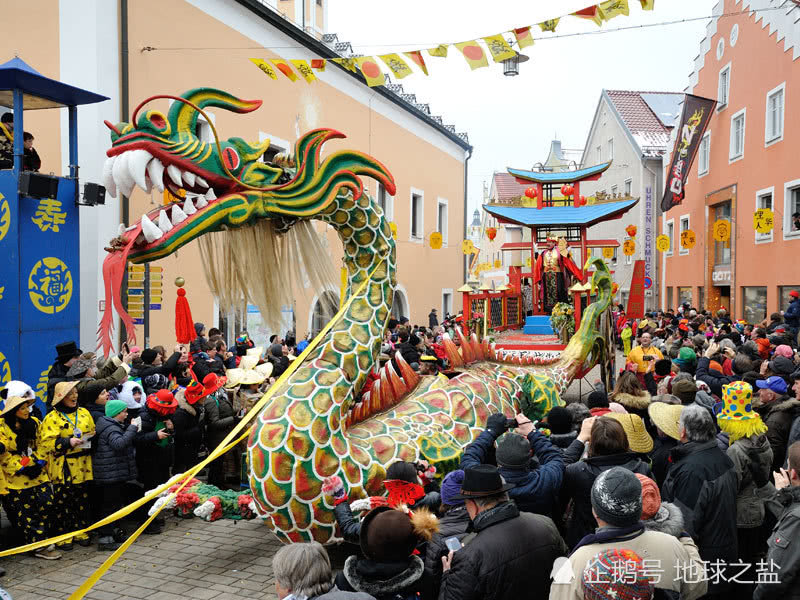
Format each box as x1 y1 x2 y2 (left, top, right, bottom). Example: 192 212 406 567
717 382 767 442
184 381 205 405
199 373 226 399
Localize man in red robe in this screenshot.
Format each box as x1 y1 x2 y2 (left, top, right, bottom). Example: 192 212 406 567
532 237 584 313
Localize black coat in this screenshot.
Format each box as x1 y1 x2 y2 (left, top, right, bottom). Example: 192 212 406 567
134 407 174 482
428 311 439 328
650 435 678 488
423 505 470 599
192 356 226 383
439 501 567 600
661 439 738 595
172 393 205 472
203 390 236 451
695 356 737 398
46 360 71 405
136 352 181 380
562 452 652 549
336 555 425 600
92 416 138 484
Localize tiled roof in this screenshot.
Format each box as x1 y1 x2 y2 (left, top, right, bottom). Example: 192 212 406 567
492 172 530 202
484 199 639 227
605 90 682 155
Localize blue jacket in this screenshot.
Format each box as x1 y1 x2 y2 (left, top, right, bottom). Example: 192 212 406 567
460 429 564 518
785 298 800 329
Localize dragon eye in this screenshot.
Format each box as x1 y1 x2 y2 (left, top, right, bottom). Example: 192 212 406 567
147 110 167 131
222 146 240 171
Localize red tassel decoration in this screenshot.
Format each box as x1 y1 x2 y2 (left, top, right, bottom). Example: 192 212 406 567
175 287 195 344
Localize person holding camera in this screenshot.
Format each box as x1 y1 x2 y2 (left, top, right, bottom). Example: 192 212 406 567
135 389 178 534
626 332 663 386
460 412 565 519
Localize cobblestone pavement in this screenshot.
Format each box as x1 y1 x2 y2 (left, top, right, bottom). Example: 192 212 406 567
0 354 613 599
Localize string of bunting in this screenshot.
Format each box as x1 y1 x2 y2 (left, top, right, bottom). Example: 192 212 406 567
250 0 654 87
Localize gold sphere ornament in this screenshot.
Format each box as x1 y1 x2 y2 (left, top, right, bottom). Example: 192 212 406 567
174 276 185 288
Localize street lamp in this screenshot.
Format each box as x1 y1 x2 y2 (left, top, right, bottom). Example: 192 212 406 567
502 52 529 77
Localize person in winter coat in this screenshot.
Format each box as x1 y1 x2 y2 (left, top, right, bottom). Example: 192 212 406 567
201 373 238 488
608 371 651 423
439 465 567 600
716 382 774 599
392 332 421 371
539 406 578 450
756 375 800 473
754 441 800 599
172 383 206 474
335 505 438 600
267 343 290 379
0 396 62 560
117 380 145 420
661 404 738 597
461 413 564 518
423 470 470 599
46 340 81 405
647 396 682 487
561 416 652 549
135 389 177 534
550 468 707 600
135 347 182 381
92 399 140 551
66 352 131 407
190 322 207 355
38 381 97 550
696 346 738 398
784 289 800 334
272 541 375 600
326 460 441 545
428 308 438 329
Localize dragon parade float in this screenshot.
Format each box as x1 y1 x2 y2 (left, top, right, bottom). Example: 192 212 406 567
98 87 628 544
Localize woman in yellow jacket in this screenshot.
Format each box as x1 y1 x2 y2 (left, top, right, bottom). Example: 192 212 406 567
38 381 95 551
0 396 62 559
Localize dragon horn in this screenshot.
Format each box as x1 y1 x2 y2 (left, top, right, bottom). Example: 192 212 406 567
165 88 262 136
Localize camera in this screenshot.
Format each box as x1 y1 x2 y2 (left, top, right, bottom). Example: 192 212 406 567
505 418 518 430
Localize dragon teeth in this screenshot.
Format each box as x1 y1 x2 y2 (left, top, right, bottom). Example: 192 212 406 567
195 194 208 208
166 164 183 186
195 176 208 189
127 149 153 193
141 214 163 243
102 156 117 198
171 204 188 225
182 170 196 187
147 158 165 194
204 188 216 201
157 209 172 233
182 196 196 215
112 151 135 198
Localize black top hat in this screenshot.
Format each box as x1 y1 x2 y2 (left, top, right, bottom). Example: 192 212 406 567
451 464 514 500
55 341 81 362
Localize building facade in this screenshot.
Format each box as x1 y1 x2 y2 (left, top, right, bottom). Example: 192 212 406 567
661 0 799 322
580 90 682 310
4 0 470 351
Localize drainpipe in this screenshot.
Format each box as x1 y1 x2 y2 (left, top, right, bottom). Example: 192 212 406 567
119 0 130 346
463 147 473 283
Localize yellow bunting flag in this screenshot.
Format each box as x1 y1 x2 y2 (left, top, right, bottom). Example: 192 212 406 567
311 59 326 71
539 18 560 32
355 57 386 87
428 44 449 58
404 51 429 75
656 234 670 252
379 53 413 79
623 239 636 256
482 34 516 62
271 59 298 81
430 232 443 250
513 27 534 49
290 59 316 83
640 0 655 9
599 0 630 21
573 5 604 26
602 247 615 259
249 58 278 80
331 57 358 72
454 41 488 70
754 208 774 233
680 229 696 249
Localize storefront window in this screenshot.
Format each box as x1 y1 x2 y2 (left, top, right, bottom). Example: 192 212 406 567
678 287 692 307
779 285 800 312
742 287 767 324
714 203 731 265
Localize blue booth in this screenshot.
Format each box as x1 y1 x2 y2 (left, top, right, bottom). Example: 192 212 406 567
0 57 108 412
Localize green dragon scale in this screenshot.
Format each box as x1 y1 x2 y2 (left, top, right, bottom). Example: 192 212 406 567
100 88 613 543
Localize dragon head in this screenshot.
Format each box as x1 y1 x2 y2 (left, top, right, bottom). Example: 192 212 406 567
102 87 395 263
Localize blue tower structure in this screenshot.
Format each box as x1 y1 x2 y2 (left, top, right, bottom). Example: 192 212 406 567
0 57 108 412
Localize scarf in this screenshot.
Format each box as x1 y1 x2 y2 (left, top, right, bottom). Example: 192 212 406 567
572 522 645 554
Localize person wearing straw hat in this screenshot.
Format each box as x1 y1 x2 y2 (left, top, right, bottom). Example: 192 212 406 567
0 396 61 560
717 381 773 594
172 382 206 474
604 413 653 455
201 373 239 488
647 397 683 487
37 380 95 550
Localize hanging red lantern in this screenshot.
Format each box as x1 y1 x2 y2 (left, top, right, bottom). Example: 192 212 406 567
486 226 497 241
574 195 586 207
565 184 574 197
524 187 537 199
625 224 638 237
560 184 568 196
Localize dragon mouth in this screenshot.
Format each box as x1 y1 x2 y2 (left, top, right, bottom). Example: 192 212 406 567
103 144 241 254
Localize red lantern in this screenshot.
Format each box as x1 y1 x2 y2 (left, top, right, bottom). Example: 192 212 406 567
566 184 574 197
574 195 586 207
625 224 638 238
560 184 573 197
525 187 537 199
486 227 497 241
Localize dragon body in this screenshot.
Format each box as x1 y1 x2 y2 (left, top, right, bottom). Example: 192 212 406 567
100 88 614 544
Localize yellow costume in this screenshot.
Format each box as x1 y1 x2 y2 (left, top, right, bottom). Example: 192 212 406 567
0 418 47 490
621 326 632 357
627 345 663 373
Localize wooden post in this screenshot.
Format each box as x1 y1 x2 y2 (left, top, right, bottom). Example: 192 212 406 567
580 226 588 282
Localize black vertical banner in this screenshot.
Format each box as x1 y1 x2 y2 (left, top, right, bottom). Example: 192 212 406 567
661 94 716 212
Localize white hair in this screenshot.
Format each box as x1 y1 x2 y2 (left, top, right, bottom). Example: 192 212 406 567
272 542 333 598
679 404 715 443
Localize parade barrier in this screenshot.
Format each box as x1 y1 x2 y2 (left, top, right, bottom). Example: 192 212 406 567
0 262 381 598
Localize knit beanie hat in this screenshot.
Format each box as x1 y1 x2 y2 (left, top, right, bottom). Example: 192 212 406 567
654 359 672 377
587 390 609 409
141 348 159 365
440 469 465 507
105 399 128 418
546 406 572 434
194 322 205 335
591 467 643 527
582 549 654 600
495 432 531 469
774 344 794 359
633 474 661 520
671 378 697 405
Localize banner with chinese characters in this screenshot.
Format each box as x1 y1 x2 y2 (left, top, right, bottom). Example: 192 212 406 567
661 94 716 212
0 172 80 413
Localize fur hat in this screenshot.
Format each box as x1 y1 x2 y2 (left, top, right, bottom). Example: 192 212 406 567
66 352 96 377
360 506 438 562
0 381 35 401
591 467 642 527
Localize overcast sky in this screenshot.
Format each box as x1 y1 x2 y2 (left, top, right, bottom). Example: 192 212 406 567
329 0 717 217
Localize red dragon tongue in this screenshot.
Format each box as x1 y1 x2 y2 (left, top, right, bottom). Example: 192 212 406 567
97 224 143 356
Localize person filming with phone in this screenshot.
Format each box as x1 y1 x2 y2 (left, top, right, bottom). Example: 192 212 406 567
460 411 565 519
626 332 663 385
